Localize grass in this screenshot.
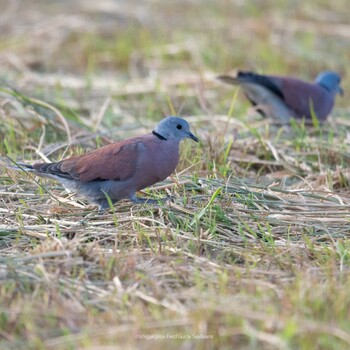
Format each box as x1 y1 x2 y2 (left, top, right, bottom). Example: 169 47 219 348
1 0 350 349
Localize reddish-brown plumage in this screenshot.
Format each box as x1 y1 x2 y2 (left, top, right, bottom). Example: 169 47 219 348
60 138 140 182
32 135 179 185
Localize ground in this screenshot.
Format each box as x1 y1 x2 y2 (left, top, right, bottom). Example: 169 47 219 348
1 0 350 349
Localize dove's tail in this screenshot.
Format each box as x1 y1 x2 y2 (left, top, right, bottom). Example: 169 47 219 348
0 158 35 172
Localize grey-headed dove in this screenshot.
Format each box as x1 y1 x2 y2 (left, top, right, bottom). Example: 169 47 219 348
11 116 198 210
217 70 343 123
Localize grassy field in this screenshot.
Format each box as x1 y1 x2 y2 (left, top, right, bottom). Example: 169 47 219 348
1 0 350 349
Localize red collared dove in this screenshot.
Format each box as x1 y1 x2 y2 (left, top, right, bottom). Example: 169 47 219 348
11 116 198 210
217 70 343 124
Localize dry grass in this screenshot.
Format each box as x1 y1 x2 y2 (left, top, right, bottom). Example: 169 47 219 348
1 0 350 349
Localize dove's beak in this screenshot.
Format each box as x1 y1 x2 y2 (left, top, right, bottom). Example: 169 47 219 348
187 132 198 142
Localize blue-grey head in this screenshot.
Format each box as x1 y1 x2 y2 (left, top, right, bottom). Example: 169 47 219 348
153 116 198 142
314 71 343 97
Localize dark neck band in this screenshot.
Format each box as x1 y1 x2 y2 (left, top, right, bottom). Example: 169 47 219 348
318 82 330 92
152 130 167 140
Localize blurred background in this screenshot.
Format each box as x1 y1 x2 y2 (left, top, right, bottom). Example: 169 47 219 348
0 0 349 135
